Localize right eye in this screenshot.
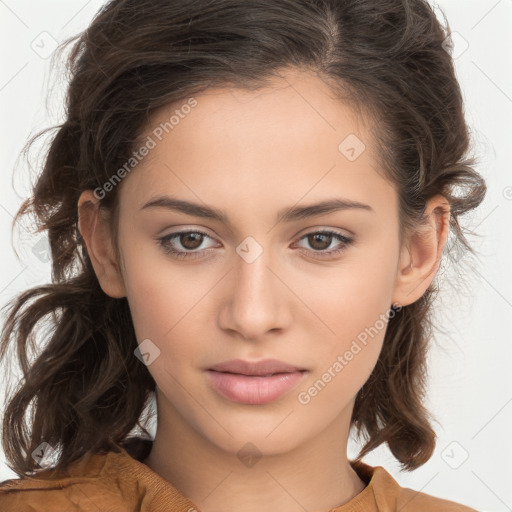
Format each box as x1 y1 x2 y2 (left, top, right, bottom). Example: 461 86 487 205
157 229 220 259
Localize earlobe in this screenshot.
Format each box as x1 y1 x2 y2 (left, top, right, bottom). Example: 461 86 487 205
77 190 126 298
392 194 450 308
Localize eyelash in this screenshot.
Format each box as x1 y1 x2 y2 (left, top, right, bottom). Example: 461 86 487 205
156 229 354 260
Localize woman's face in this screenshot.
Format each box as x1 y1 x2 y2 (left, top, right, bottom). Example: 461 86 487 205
110 68 407 456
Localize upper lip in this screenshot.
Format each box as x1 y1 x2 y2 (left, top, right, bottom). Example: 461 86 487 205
208 359 305 376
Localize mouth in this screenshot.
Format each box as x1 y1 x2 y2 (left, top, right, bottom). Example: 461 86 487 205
206 359 307 405
208 358 305 376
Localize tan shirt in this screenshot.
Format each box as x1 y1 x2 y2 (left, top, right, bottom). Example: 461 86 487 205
0 440 477 511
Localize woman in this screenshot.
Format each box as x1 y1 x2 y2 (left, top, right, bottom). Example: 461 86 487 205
0 0 486 510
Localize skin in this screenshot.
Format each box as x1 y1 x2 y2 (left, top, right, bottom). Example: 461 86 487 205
78 67 450 512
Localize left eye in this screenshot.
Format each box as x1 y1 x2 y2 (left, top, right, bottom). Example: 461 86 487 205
157 229 354 259
294 231 353 256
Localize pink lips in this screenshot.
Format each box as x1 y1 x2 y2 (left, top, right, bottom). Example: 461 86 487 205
207 358 307 405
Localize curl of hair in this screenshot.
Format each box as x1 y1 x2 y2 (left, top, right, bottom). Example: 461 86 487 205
1 0 486 476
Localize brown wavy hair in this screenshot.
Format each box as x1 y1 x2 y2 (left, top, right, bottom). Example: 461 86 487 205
0 0 486 477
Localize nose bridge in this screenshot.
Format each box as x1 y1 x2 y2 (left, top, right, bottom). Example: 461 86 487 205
234 235 278 311
220 235 288 338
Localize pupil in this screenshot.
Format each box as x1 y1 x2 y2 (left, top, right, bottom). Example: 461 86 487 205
182 233 202 249
309 233 331 250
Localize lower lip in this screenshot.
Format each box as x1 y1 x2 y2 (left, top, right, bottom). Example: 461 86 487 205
207 370 306 405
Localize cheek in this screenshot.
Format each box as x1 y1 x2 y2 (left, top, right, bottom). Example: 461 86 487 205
312 255 397 345
296 276 391 415
300 245 398 394
121 238 201 331
121 250 215 374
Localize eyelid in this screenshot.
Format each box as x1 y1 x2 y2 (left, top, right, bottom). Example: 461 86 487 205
160 228 219 248
158 225 352 241
295 225 354 239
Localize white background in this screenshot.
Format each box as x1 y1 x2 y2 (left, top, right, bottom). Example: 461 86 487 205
1 1 511 510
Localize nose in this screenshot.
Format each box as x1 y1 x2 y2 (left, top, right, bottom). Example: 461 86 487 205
217 243 292 342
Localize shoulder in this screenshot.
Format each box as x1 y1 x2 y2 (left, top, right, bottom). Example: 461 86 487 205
0 451 124 512
396 486 478 511
351 460 478 512
0 440 198 512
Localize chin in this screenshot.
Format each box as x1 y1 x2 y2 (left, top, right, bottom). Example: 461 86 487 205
196 415 311 459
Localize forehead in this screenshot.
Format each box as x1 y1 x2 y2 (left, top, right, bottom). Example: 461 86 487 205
119 68 396 220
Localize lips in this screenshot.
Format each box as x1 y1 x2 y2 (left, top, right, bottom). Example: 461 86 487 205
207 358 307 405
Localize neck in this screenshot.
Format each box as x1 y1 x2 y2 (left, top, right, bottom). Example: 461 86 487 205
143 394 366 512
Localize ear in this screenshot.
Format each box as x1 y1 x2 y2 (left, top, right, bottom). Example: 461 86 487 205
392 194 450 307
77 190 126 298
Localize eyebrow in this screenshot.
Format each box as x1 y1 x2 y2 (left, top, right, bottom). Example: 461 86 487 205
140 195 374 224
